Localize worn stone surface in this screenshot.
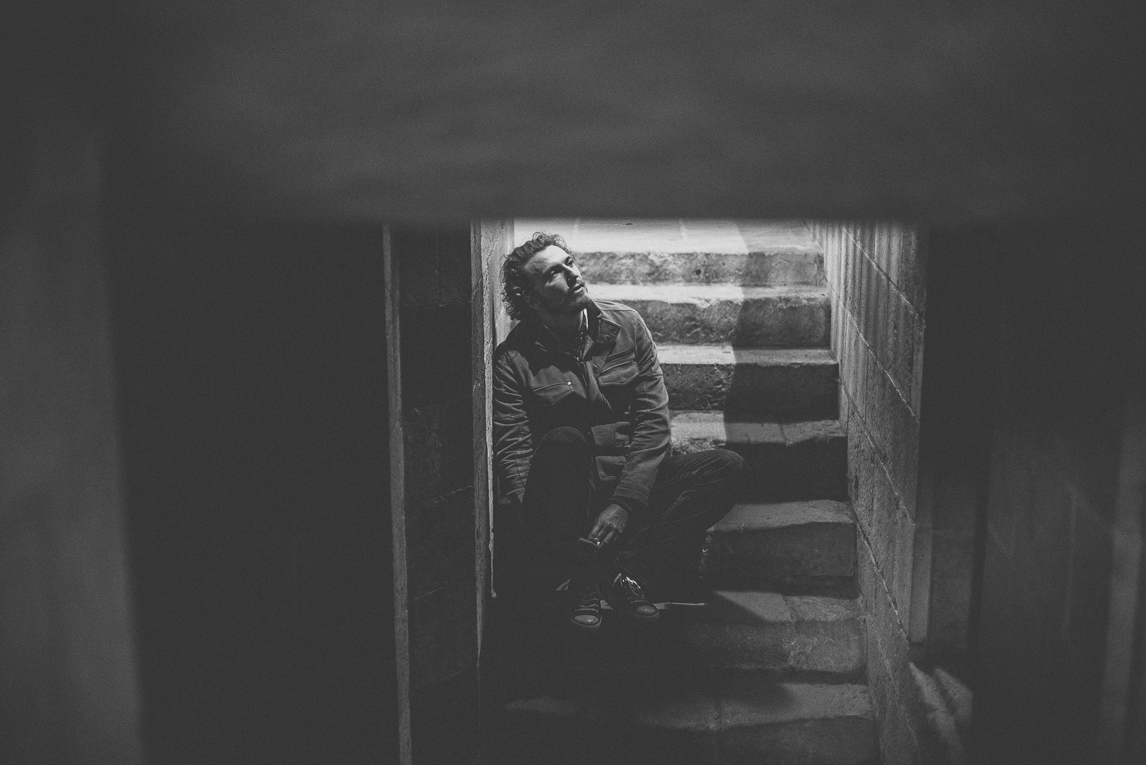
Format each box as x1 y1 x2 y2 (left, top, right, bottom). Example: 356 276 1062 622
591 284 831 347
497 678 877 765
579 250 825 286
717 680 878 765
671 413 847 500
660 345 838 419
703 501 857 585
669 592 864 674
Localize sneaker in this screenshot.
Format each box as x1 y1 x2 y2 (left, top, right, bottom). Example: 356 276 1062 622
565 575 603 631
610 571 660 622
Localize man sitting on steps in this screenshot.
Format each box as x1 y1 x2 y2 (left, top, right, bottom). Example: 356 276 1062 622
493 231 745 631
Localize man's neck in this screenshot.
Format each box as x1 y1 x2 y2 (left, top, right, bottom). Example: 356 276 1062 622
538 308 586 343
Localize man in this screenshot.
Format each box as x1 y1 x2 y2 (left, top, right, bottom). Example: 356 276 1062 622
493 231 744 631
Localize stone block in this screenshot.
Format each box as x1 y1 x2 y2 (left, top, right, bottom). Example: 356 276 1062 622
858 536 879 615
897 227 928 311
871 562 910 674
403 397 474 504
862 351 886 455
886 227 906 297
888 291 919 404
591 284 831 347
405 487 476 599
871 466 896 571
875 272 892 374
409 582 478 689
889 513 916 623
851 424 877 538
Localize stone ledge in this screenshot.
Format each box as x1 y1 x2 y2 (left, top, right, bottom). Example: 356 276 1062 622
499 679 877 765
660 345 839 419
703 501 857 584
671 414 848 500
591 284 831 347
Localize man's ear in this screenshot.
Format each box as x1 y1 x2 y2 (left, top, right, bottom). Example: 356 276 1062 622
522 292 541 311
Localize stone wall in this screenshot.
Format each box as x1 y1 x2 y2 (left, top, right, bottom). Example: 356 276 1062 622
810 222 928 764
394 226 481 764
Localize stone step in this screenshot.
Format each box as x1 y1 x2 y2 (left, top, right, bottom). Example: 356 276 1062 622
700 501 857 587
493 674 877 765
571 219 823 286
671 413 848 500
591 284 830 347
489 590 864 683
659 345 839 420
666 591 864 675
579 249 825 287
518 218 823 288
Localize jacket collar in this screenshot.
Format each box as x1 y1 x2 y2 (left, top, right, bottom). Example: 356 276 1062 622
523 300 619 355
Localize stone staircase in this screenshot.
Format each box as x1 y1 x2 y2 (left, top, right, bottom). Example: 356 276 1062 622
485 220 876 765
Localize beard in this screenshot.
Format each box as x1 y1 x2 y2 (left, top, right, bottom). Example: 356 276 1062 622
539 285 591 314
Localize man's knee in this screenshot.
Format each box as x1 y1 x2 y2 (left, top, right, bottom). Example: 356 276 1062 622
710 448 745 477
538 426 587 448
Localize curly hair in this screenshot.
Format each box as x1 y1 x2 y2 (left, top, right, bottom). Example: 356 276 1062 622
501 232 573 321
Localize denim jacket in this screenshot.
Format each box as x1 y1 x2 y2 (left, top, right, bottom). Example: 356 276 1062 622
492 299 671 516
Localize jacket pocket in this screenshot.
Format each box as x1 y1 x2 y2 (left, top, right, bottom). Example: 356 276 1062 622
531 379 575 405
598 351 638 387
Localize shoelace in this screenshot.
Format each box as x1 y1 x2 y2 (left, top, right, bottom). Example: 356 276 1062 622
577 579 601 609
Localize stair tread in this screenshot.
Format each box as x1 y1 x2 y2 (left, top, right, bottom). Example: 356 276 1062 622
594 283 827 301
658 345 836 366
505 680 874 728
666 589 860 625
714 500 854 532
671 412 844 444
517 218 820 255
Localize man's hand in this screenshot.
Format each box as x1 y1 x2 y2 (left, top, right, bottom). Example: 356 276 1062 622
590 504 628 546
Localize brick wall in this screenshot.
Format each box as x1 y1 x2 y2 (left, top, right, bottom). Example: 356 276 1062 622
971 223 1143 765
810 222 928 764
395 226 480 764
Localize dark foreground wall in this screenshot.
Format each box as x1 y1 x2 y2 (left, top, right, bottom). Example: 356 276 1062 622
106 206 395 764
0 5 143 761
393 226 480 765
967 223 1145 765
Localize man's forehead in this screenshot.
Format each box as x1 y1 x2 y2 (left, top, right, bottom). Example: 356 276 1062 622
524 245 572 275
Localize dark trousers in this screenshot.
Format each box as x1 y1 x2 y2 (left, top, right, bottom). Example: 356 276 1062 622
519 426 744 588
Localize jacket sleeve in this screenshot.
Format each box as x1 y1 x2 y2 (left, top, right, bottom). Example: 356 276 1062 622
611 313 671 514
492 349 533 507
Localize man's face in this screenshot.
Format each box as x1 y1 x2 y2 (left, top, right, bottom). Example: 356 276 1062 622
523 245 591 315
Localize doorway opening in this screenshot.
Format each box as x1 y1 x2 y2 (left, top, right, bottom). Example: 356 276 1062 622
469 218 973 763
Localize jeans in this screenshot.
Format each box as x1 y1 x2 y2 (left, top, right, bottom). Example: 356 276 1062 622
519 426 744 587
